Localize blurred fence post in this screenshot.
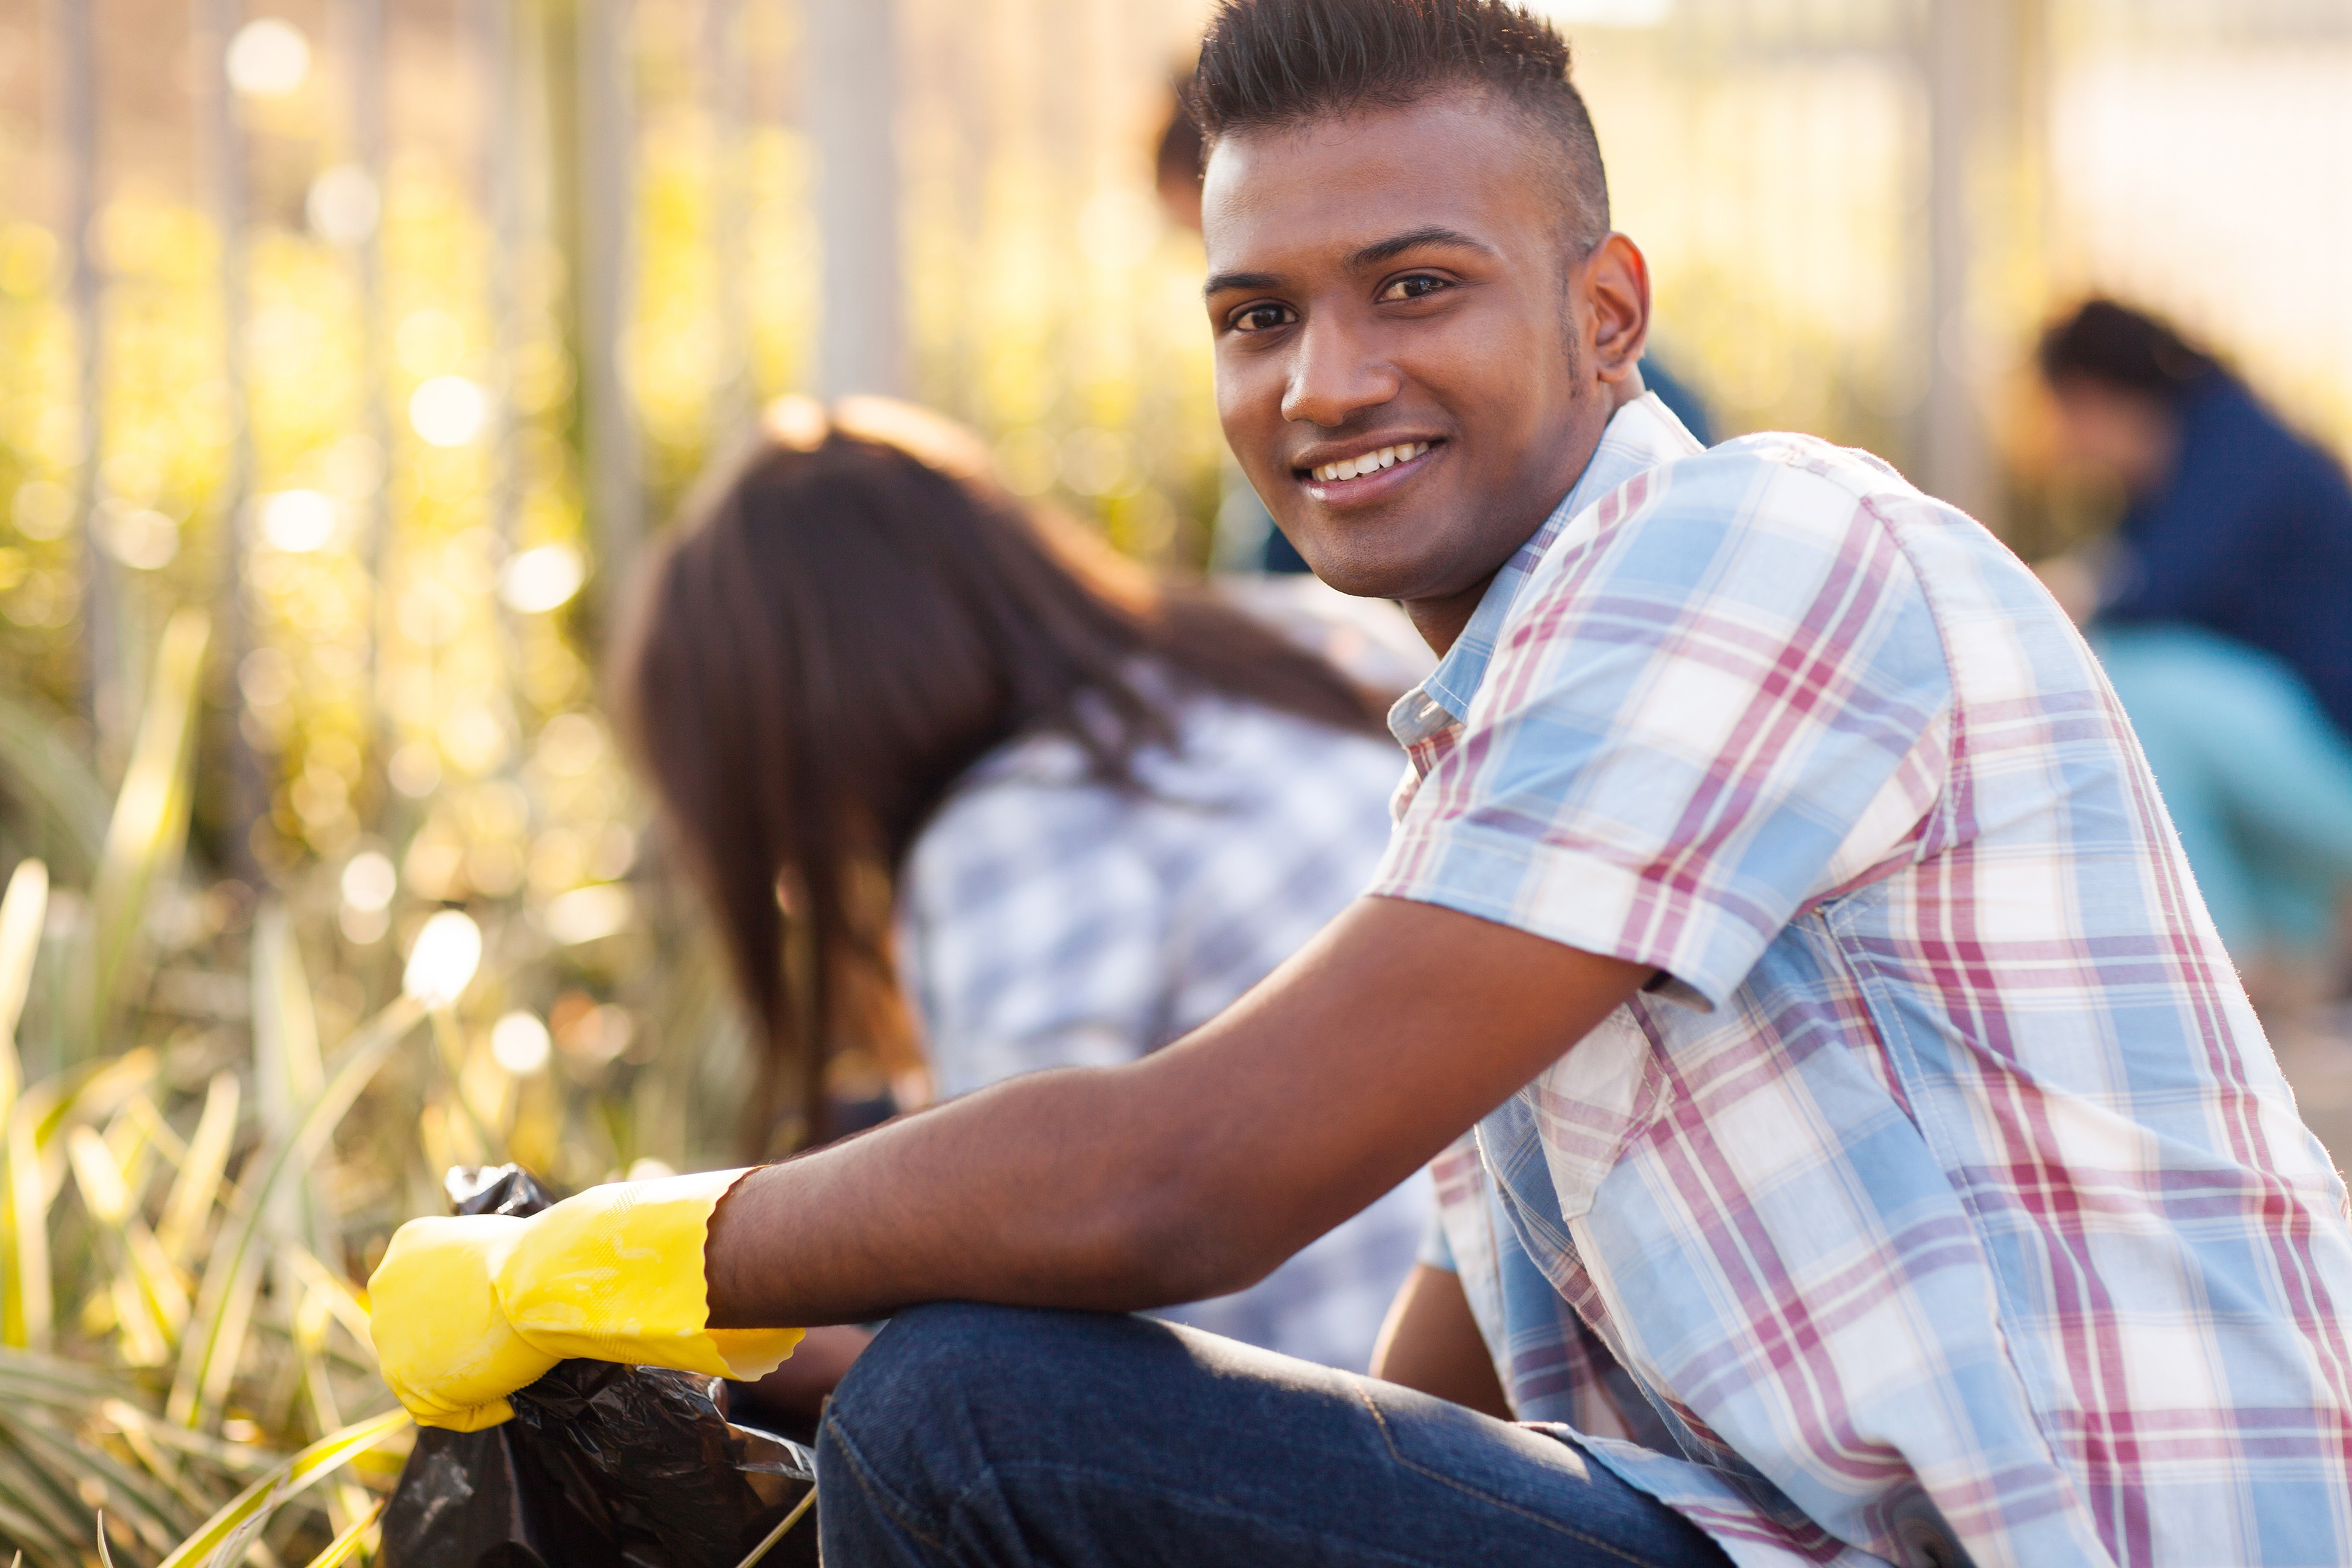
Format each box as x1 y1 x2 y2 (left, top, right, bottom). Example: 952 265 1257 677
705 0 753 440
1922 0 2044 529
484 0 522 562
578 0 642 624
201 0 265 881
1922 0 1994 522
807 0 905 399
334 0 395 771
57 0 117 766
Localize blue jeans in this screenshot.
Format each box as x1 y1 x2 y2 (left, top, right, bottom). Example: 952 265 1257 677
817 1302 1731 1567
2093 624 2352 956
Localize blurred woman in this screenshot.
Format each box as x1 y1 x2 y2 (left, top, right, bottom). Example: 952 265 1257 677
2036 301 2352 996
613 397 1425 1412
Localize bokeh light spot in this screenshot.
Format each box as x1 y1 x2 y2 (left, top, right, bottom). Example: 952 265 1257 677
259 489 337 552
498 542 586 613
409 376 490 447
341 850 398 913
306 165 380 245
402 909 483 1007
491 1011 553 1076
226 18 311 97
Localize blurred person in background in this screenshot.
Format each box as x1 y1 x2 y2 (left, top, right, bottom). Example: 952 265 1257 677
2039 298 2352 735
2038 300 2352 989
612 397 1428 1423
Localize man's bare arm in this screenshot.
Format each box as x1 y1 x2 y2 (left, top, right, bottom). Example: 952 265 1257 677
706 894 1650 1328
1371 1263 1512 1418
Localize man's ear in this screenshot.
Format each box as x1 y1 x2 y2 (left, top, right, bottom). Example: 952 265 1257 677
1584 233 1651 385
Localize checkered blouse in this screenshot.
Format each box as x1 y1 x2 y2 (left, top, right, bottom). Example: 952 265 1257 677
899 688 1427 1372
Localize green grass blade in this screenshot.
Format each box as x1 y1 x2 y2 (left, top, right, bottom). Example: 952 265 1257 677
2 1096 52 1350
0 858 48 1128
7 1412 187 1552
151 1408 409 1568
5 1050 157 1351
252 903 329 1274
155 1073 239 1270
81 608 209 1051
0 694 107 887
296 1497 383 1568
169 996 423 1427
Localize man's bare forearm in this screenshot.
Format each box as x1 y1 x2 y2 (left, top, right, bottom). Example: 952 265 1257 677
703 896 1652 1330
706 1061 1229 1327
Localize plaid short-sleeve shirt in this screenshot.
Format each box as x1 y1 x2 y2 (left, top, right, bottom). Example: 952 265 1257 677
1378 395 2352 1567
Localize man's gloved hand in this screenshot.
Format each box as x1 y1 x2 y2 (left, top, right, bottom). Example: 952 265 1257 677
366 1168 803 1431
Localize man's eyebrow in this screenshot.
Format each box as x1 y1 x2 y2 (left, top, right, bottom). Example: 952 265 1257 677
1204 270 1283 298
1349 226 1494 268
1203 227 1495 297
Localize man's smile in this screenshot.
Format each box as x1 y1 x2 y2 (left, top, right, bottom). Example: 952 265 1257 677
1294 438 1446 506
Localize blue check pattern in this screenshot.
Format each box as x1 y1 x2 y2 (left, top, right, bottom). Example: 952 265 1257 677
1383 396 2352 1567
899 690 1427 1372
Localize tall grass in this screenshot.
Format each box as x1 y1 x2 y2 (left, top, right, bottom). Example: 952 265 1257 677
0 584 792 1566
0 613 422 1566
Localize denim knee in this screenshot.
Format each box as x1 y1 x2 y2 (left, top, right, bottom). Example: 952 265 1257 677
818 1301 1093 1550
827 1300 1060 1438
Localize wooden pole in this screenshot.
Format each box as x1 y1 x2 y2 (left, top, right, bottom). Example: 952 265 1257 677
201 0 265 880
1921 0 1997 524
806 0 904 399
577 0 641 621
484 0 523 561
58 0 115 760
704 0 751 438
335 0 395 782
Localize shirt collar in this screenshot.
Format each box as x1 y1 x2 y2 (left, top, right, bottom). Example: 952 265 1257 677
1388 393 1703 748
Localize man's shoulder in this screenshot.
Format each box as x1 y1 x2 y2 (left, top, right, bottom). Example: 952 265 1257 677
1554 427 1946 587
1611 429 2031 605
1664 430 1924 516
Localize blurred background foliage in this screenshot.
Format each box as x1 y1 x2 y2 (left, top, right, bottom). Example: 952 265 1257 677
0 0 2348 1561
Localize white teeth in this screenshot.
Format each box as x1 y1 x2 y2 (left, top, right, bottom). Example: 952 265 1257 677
1310 442 1429 484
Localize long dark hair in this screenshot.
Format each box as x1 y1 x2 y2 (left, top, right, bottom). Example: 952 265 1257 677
615 399 1383 1155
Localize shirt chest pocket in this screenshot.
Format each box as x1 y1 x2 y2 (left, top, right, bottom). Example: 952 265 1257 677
1525 1005 1667 1222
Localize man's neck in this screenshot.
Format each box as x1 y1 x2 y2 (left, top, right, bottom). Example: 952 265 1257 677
1404 577 1498 658
1403 381 1643 657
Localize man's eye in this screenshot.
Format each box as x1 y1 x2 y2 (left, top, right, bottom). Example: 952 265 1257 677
1231 303 1295 334
1380 274 1448 302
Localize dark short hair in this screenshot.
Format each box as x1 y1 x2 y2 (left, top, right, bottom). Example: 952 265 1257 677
1190 0 1610 252
2038 299 2219 403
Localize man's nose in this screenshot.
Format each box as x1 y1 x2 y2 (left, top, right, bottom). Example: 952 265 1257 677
1280 318 1400 429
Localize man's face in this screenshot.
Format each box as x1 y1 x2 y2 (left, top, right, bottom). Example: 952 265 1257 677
1203 90 1648 631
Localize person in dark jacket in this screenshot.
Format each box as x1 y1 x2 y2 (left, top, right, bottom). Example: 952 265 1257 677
2040 298 2352 739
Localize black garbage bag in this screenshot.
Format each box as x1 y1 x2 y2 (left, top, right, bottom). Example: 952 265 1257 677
378 1166 818 1568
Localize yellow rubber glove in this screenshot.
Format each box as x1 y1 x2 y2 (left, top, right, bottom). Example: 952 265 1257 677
367 1168 803 1431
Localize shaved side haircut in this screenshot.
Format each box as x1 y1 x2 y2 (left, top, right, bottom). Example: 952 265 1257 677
1190 0 1613 256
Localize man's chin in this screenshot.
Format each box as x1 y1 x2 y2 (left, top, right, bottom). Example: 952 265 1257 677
1280 518 1481 605
1298 557 1427 602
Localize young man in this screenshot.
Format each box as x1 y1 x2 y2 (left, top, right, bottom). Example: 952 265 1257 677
368 3 2352 1564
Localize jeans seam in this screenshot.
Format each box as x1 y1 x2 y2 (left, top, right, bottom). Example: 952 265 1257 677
1351 1383 1687 1568
820 1405 958 1555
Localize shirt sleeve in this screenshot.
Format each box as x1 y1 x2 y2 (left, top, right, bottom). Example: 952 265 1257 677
1416 1201 1458 1272
1372 445 1953 1009
899 771 1169 1098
